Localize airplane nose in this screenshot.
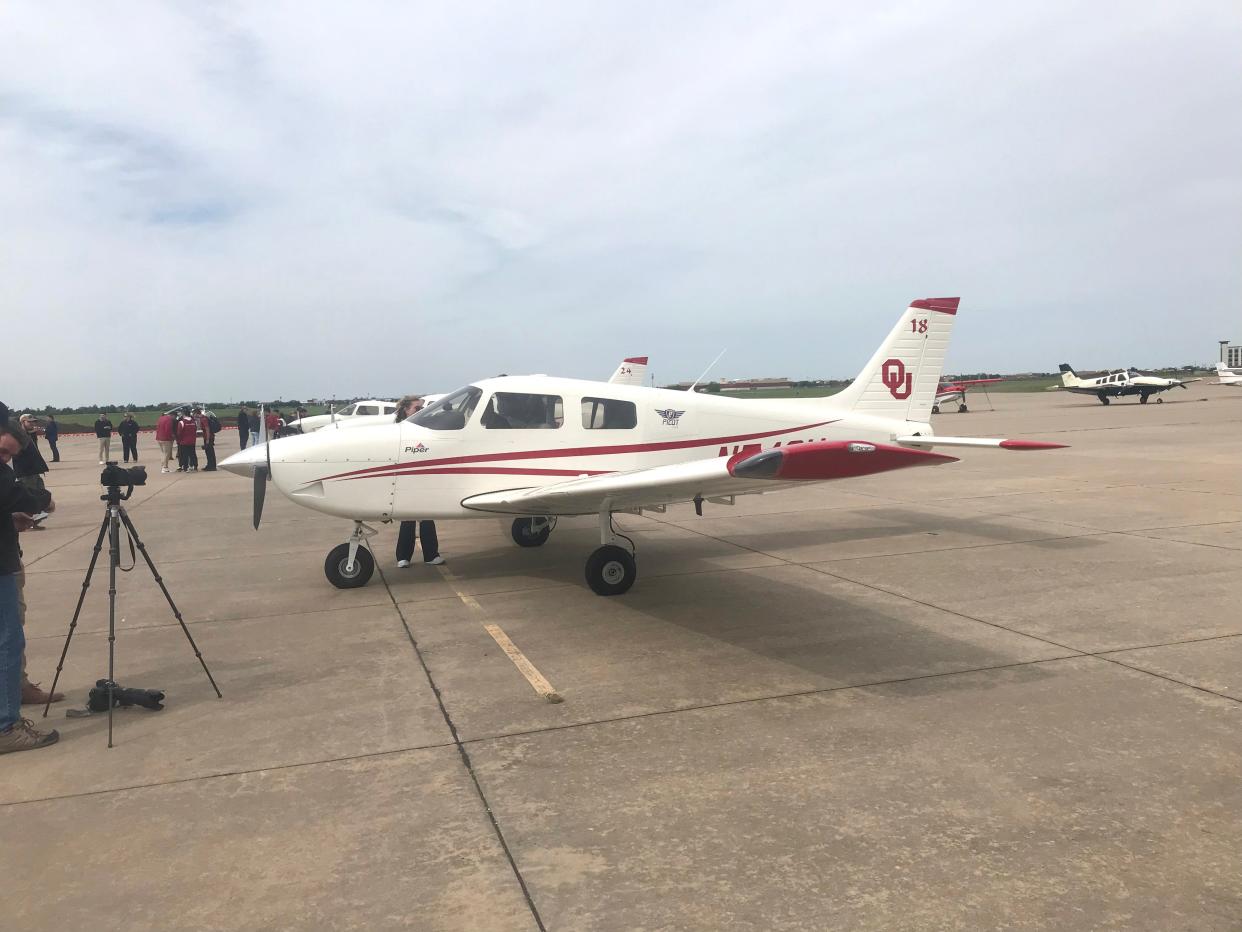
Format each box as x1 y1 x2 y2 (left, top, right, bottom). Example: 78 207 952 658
220 443 269 478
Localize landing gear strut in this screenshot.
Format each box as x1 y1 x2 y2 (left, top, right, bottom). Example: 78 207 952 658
1140 392 1150 405
511 516 556 547
585 510 636 596
957 403 968 413
325 521 377 588
1097 392 1110 405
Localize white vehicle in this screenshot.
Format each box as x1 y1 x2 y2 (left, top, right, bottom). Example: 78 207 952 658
1058 364 1200 405
287 400 398 433
1214 362 1242 387
222 298 1065 594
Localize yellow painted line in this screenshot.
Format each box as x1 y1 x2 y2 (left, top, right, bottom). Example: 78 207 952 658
436 565 564 704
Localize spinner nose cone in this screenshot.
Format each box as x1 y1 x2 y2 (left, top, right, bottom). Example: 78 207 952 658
220 443 269 478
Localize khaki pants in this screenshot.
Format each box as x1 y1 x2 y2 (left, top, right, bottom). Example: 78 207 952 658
98 437 111 462
159 440 174 469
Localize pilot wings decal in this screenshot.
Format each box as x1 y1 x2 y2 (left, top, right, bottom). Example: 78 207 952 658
655 408 685 426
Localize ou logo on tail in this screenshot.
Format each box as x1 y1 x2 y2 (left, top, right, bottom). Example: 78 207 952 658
881 359 913 399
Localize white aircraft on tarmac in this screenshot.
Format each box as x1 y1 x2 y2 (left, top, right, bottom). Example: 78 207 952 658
288 400 400 433
222 298 1066 595
1214 362 1242 387
1058 364 1200 405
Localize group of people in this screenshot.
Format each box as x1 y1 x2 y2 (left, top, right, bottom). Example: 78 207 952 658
154 408 220 474
91 412 142 464
236 405 307 447
1 402 61 754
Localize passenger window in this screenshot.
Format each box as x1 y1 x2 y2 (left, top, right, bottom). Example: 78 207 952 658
383 406 396 415
482 392 564 429
581 397 637 429
409 386 482 430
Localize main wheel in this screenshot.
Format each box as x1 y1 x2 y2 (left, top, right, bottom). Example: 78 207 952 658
511 517 552 548
1156 397 1164 404
585 545 636 596
1140 393 1149 405
931 404 940 414
958 403 968 413
325 543 375 588
1098 393 1110 405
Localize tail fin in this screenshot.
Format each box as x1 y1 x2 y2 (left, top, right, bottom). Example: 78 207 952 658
827 297 958 422
608 356 648 386
1058 364 1080 388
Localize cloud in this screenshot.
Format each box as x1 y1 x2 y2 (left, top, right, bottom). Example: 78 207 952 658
1 0 1240 406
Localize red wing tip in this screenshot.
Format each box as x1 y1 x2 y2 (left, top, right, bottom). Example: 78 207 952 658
910 297 960 314
999 439 1069 450
623 356 648 364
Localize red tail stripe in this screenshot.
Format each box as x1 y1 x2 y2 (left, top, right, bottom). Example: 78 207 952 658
320 420 838 482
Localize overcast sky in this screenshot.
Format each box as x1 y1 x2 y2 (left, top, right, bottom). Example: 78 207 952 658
2 1 1240 407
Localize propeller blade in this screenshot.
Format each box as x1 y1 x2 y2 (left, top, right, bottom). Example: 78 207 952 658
253 465 268 529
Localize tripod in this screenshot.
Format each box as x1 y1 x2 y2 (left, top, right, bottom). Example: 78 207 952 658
43 477 222 747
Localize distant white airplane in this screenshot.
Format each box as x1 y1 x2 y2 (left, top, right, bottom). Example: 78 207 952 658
288 400 399 433
1215 362 1242 387
223 298 1065 595
1058 364 1200 405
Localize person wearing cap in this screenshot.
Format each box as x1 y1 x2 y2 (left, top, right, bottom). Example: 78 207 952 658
94 411 114 465
156 409 176 473
118 411 141 463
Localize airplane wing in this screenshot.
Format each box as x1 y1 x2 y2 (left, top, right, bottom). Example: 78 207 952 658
955 378 1004 387
460 440 957 516
896 435 1068 450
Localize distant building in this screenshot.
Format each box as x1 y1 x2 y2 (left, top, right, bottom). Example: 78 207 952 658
1224 343 1242 368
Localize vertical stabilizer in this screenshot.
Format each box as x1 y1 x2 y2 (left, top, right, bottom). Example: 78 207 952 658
827 298 959 422
608 356 648 386
1058 364 1081 388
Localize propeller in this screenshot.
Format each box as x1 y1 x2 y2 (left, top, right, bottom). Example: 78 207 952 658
253 404 271 529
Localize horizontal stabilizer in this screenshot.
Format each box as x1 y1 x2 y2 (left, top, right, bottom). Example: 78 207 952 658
896 435 1068 451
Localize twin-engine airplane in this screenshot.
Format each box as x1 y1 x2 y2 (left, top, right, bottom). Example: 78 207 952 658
1059 364 1200 405
222 298 1065 595
932 377 1003 414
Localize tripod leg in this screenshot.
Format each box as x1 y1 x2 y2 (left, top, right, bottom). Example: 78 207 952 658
117 507 222 699
107 508 119 749
43 512 110 719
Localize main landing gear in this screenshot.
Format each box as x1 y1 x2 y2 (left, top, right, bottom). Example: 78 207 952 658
511 516 556 547
1097 392 1111 405
325 521 377 589
585 510 637 596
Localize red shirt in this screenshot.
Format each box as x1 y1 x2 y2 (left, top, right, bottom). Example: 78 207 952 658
265 413 280 432
175 418 198 445
195 415 213 443
155 414 175 442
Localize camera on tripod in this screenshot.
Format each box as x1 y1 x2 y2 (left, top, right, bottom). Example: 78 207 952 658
88 679 165 712
100 462 147 490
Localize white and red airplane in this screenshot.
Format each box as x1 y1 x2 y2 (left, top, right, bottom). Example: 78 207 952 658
221 297 1065 595
932 377 1003 414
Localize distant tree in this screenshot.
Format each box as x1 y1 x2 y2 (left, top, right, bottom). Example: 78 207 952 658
705 381 721 393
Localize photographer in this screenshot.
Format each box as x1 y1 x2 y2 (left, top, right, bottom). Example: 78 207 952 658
0 407 59 753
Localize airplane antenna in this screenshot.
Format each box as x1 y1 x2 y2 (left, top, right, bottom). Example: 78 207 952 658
688 348 727 393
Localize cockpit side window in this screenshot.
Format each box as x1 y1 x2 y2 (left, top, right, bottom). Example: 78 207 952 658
338 404 357 416
482 392 564 429
408 386 483 430
581 397 637 429
356 405 379 416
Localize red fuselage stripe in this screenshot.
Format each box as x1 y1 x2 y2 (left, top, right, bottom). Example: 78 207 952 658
319 420 838 482
343 466 613 480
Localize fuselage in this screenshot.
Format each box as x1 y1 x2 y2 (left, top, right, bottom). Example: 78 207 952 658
232 375 926 521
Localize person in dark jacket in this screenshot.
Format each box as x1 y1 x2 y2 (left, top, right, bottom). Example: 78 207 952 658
0 407 60 753
43 414 59 463
94 412 114 464
391 396 444 569
118 412 141 463
237 407 250 450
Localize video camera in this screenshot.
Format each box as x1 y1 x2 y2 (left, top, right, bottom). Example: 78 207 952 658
88 679 165 712
100 461 146 490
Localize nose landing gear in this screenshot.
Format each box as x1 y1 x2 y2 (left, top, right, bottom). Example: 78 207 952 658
325 521 378 588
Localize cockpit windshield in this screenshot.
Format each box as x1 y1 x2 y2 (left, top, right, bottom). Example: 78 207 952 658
407 386 482 430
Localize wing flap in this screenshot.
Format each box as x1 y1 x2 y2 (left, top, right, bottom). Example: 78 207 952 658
461 440 957 516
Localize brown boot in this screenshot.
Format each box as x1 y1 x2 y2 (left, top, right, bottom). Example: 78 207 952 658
0 719 60 754
21 681 65 705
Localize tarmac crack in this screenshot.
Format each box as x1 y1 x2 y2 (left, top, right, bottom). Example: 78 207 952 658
375 560 548 932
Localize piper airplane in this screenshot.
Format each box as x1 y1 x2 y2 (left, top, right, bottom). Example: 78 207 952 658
1214 362 1242 387
1058 364 1200 405
221 298 1066 596
932 377 1003 414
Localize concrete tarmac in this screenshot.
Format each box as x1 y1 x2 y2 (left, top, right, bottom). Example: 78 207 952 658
5 389 1241 931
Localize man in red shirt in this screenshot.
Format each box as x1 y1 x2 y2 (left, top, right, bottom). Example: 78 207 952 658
264 408 280 440
155 410 176 473
174 411 198 472
192 407 216 472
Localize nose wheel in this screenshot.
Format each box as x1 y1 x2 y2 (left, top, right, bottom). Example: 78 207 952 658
325 521 378 588
585 510 637 596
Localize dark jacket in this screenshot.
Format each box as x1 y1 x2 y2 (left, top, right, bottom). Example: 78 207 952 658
118 418 141 441
13 441 48 479
1 464 51 575
44 420 58 442
94 417 114 438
